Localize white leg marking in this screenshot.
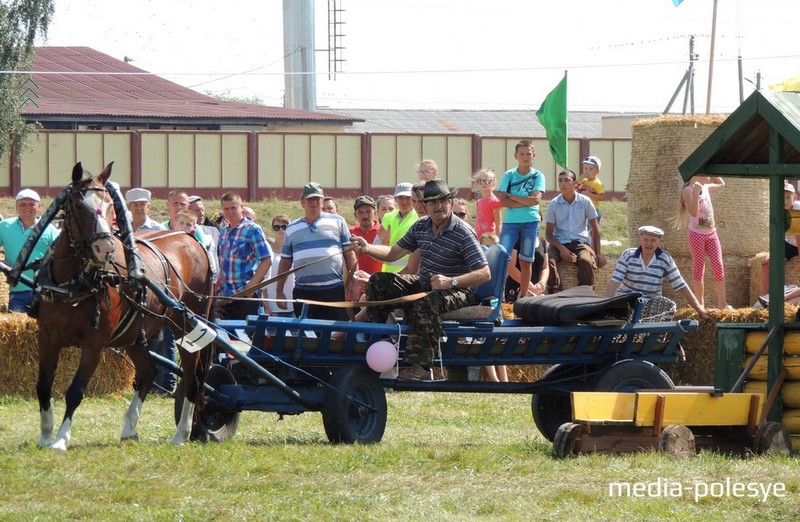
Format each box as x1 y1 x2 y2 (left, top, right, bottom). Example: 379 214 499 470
36 405 55 448
120 394 144 441
170 398 195 445
49 418 72 452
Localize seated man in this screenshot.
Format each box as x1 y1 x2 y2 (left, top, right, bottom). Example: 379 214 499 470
354 179 490 381
545 169 606 292
605 225 710 318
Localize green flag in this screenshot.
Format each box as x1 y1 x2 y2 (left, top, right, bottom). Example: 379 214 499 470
536 75 568 168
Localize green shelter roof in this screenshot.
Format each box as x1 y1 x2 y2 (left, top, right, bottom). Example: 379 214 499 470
679 90 800 181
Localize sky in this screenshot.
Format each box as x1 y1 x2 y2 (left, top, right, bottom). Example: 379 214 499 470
40 0 800 114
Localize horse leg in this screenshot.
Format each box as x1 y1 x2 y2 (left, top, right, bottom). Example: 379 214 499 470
49 345 104 452
171 349 203 445
35 344 60 448
120 343 157 441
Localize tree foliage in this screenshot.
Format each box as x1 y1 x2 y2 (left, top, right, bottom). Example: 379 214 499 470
0 0 54 161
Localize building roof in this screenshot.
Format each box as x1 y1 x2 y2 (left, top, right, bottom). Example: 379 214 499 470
22 47 357 127
324 108 652 138
680 90 800 180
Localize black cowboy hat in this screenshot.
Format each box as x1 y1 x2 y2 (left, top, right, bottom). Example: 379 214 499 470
417 178 459 202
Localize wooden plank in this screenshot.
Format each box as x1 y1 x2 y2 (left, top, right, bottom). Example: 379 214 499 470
571 392 635 423
633 393 763 427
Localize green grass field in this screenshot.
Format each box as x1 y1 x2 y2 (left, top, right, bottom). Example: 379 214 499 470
0 393 797 520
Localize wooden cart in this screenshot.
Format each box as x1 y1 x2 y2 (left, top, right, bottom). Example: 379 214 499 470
553 389 792 458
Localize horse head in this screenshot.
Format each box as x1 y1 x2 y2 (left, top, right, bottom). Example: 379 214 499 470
67 162 117 263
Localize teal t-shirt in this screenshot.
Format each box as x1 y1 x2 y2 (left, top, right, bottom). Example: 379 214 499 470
497 168 545 223
0 218 60 292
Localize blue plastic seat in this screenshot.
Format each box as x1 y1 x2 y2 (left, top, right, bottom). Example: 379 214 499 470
440 243 510 323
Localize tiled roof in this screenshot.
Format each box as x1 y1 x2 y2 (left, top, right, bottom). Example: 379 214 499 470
324 108 654 138
22 47 357 125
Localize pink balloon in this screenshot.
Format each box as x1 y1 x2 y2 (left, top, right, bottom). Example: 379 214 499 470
366 341 398 373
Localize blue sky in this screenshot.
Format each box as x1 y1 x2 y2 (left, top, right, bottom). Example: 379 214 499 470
43 0 800 113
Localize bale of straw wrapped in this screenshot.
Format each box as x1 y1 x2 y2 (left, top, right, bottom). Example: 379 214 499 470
749 252 800 305
0 314 135 397
667 254 751 309
627 115 769 259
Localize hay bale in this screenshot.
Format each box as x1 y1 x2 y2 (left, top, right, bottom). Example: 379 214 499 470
667 254 751 309
664 305 800 386
749 252 800 304
627 115 769 259
0 314 135 397
553 255 617 295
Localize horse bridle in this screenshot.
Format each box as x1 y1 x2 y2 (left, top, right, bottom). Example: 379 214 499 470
64 182 114 265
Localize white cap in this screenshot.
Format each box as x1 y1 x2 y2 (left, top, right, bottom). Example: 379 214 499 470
638 225 664 237
188 195 202 203
125 188 151 203
582 155 602 169
394 182 413 198
16 188 40 202
108 181 121 194
785 183 796 194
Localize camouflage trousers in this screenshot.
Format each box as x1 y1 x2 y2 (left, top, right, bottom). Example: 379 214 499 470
365 272 476 366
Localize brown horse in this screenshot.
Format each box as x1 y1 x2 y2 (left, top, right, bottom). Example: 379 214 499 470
35 162 212 450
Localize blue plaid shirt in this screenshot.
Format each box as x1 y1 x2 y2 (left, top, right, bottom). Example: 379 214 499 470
215 219 272 297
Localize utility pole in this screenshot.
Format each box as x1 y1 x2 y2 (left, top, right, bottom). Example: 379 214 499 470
664 35 697 115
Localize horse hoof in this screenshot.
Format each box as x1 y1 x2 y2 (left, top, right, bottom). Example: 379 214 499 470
35 437 54 448
49 440 68 452
120 434 139 442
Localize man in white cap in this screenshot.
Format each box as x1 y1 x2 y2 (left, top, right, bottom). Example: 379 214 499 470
125 188 165 231
380 181 418 272
0 189 60 313
605 225 710 318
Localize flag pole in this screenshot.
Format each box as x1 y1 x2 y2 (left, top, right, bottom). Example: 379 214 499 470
705 0 719 114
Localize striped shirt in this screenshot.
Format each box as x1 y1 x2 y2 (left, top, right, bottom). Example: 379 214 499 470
282 212 351 290
397 214 487 286
611 247 687 298
216 219 272 297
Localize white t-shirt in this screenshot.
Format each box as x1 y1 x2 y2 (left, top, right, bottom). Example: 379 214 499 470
264 252 294 314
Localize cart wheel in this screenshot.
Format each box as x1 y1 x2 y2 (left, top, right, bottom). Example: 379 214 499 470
553 422 586 458
174 364 240 442
532 364 592 442
322 365 387 444
753 421 791 456
593 360 674 392
657 424 695 458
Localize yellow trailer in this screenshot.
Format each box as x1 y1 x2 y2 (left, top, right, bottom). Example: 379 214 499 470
553 390 791 458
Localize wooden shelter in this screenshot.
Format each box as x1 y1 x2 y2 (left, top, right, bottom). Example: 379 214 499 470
680 89 800 421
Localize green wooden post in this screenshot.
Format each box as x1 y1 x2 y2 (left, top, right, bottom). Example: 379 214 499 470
766 127 786 421
715 325 747 391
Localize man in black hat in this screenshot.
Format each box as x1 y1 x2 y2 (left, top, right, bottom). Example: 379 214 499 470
354 179 490 381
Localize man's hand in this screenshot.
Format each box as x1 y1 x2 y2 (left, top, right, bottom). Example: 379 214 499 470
276 289 287 310
429 274 454 290
597 254 607 269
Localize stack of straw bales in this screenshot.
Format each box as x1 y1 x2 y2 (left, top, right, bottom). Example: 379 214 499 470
0 312 135 397
627 115 769 308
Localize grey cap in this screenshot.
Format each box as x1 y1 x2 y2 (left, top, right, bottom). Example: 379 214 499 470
302 182 325 199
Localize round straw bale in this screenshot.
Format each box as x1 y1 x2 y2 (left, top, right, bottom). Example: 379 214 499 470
0 314 135 397
552 255 617 295
664 254 751 308
627 115 769 259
